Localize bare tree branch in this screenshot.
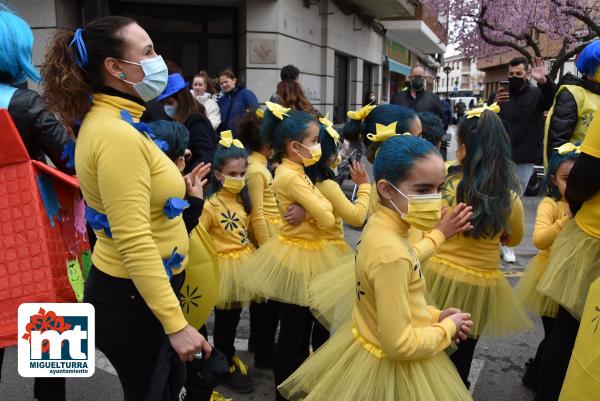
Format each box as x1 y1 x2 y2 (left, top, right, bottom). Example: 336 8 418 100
549 38 598 79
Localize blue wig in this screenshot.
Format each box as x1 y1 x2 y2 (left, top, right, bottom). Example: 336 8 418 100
417 112 444 147
305 124 340 183
210 142 251 213
576 40 600 77
373 135 437 184
544 148 579 200
146 120 189 162
0 7 40 84
261 108 316 160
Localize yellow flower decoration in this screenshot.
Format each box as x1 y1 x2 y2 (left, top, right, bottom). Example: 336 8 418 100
555 142 581 155
465 102 501 119
318 113 340 145
219 130 244 149
366 121 399 142
255 108 264 119
347 104 376 121
265 101 291 120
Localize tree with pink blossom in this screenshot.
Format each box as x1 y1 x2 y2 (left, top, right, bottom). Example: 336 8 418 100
423 0 600 78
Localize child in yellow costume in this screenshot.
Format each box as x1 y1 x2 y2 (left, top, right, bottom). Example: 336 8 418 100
422 104 533 387
279 134 473 401
535 110 600 401
239 102 341 401
515 145 578 391
200 131 255 393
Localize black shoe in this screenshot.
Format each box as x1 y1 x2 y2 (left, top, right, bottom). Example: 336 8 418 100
222 356 253 394
522 358 537 392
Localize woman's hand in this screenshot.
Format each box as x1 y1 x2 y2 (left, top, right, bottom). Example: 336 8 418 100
349 161 370 185
168 325 213 362
436 203 473 238
184 163 211 199
285 204 307 226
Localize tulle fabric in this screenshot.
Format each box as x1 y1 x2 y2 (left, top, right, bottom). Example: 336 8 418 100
537 220 600 320
216 246 256 309
309 255 354 332
423 256 533 337
278 322 472 401
514 252 559 318
240 235 344 306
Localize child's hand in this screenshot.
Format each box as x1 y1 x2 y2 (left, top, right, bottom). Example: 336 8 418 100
439 307 462 322
185 162 211 199
349 161 370 185
448 313 473 343
435 203 473 238
284 204 307 226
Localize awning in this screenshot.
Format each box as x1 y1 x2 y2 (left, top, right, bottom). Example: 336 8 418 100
388 58 411 76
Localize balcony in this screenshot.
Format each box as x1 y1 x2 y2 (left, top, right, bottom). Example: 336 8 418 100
335 0 415 19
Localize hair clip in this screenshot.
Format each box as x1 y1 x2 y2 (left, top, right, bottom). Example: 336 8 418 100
366 121 399 142
555 142 581 155
465 102 500 119
347 104 376 121
265 101 291 120
219 130 244 149
318 113 340 145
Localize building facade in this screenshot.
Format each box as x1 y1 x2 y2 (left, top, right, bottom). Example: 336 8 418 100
436 54 484 97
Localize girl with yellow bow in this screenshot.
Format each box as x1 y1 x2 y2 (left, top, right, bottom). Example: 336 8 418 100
199 130 256 393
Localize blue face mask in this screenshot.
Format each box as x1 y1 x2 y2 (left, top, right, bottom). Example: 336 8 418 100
119 55 168 101
164 104 178 119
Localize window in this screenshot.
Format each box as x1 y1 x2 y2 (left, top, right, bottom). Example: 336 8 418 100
363 62 374 99
334 53 349 124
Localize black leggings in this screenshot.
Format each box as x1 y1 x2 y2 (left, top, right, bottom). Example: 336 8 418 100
274 303 329 401
449 337 479 388
83 266 184 401
213 308 242 366
253 300 280 367
534 307 580 401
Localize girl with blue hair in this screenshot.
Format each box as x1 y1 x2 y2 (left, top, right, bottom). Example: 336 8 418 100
240 102 342 401
515 145 578 391
279 135 473 401
422 105 533 387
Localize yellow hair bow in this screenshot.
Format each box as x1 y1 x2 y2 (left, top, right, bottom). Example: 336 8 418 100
366 121 399 142
318 113 340 144
555 142 581 155
265 101 291 120
219 130 244 149
465 102 500 119
347 104 376 121
255 108 264 119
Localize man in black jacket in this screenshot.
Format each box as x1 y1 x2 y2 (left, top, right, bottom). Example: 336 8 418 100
498 57 557 193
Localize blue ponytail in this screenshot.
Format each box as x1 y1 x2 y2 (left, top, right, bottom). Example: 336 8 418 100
260 108 316 161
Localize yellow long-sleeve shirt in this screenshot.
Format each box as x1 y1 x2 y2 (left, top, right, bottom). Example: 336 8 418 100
434 175 524 271
273 159 335 240
76 93 188 334
246 152 279 246
352 206 456 361
532 197 570 257
315 180 370 242
200 190 253 254
409 228 447 262
576 110 600 239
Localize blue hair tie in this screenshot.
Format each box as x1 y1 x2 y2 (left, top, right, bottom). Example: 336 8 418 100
70 28 88 68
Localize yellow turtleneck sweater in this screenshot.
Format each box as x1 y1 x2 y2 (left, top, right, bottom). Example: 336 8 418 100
246 151 280 246
76 93 189 334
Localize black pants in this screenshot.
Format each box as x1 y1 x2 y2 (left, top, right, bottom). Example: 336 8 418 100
213 308 242 366
449 337 479 387
83 266 184 401
535 307 580 401
0 348 66 401
274 303 330 401
184 325 213 401
526 316 555 389
253 300 280 367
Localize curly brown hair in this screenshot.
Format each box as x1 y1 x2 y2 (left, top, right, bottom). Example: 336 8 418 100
194 71 218 95
40 16 135 125
276 79 318 117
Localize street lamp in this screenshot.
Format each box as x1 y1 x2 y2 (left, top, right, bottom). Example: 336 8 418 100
443 65 452 97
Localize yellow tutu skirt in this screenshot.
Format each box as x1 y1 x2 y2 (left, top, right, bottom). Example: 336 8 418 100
265 215 282 237
240 235 344 306
514 253 559 318
327 239 354 256
309 254 355 332
278 322 472 401
423 256 533 337
216 246 256 309
537 220 600 320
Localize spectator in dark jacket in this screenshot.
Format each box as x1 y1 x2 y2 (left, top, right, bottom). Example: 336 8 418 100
270 64 300 104
497 56 557 193
545 40 600 165
158 73 217 175
391 65 446 123
217 69 259 135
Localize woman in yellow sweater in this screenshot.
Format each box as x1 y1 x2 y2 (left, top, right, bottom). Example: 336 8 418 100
422 104 532 387
240 102 341 401
40 17 211 399
515 145 577 391
279 134 473 401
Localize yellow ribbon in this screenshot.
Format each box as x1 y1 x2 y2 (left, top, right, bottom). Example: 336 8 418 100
219 130 244 149
465 102 500 119
265 101 291 120
318 113 340 144
255 108 264 119
351 324 385 358
347 104 376 121
555 142 581 155
366 121 399 142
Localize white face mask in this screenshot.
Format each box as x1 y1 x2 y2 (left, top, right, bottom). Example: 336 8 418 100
164 104 178 118
119 55 168 102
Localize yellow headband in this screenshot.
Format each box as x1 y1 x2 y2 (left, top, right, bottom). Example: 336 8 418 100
555 142 581 155
255 108 264 119
367 121 400 142
347 104 376 121
219 130 244 149
465 102 501 119
265 101 291 120
318 113 340 145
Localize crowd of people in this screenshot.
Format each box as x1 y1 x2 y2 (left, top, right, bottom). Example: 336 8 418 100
1 7 600 401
